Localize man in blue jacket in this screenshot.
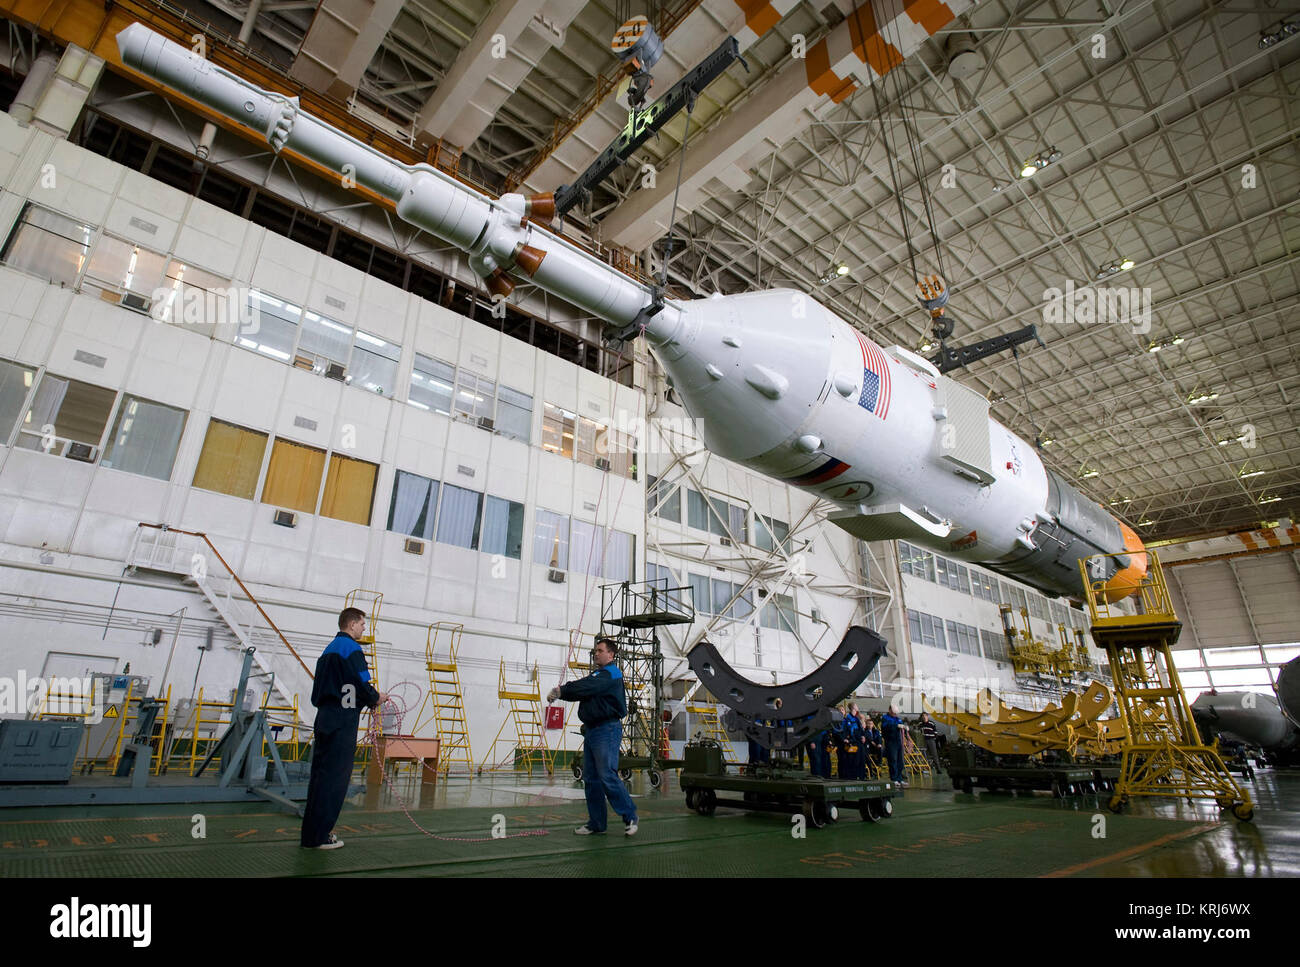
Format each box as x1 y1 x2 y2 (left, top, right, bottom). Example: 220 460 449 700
300 607 384 849
547 635 639 836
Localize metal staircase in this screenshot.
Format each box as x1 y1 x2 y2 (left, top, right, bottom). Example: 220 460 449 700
126 524 312 724
412 621 474 774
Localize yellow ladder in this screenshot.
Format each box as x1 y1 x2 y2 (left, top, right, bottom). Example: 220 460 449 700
686 703 735 762
412 621 474 774
107 684 172 776
477 661 554 775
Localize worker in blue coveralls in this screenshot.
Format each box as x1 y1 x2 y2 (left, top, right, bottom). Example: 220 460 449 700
547 635 639 837
834 704 858 779
880 704 908 787
300 607 385 849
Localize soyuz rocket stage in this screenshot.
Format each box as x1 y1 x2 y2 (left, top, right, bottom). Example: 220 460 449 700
116 23 1148 603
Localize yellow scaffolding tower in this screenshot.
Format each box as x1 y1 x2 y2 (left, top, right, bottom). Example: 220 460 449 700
412 621 474 774
477 661 554 775
1080 550 1253 821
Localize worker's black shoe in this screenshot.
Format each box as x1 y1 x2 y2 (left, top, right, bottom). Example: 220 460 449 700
305 833 344 850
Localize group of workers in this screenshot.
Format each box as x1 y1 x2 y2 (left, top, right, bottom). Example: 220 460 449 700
801 707 946 785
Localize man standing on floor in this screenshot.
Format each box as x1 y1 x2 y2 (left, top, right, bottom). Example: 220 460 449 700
548 635 639 837
300 607 384 850
880 704 908 788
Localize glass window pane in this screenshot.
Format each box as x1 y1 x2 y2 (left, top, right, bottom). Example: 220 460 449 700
1265 644 1300 664
1205 646 1264 668
261 439 326 513
687 489 710 531
711 578 733 616
1208 668 1273 688
0 358 37 444
496 386 532 442
482 495 525 559
603 529 633 581
1 204 94 286
777 594 797 633
155 261 237 337
576 416 604 468
436 483 483 549
17 374 116 453
570 519 605 577
1178 671 1213 690
409 355 454 415
350 331 400 396
241 291 299 362
1171 649 1204 670
455 371 495 422
101 395 187 480
542 403 574 458
387 470 437 540
296 310 353 373
689 573 711 615
533 509 569 569
320 454 378 525
658 484 681 522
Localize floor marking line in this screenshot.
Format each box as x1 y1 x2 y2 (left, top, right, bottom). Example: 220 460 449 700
1039 822 1219 878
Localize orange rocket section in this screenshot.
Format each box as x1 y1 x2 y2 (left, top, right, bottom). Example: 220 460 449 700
1101 520 1149 603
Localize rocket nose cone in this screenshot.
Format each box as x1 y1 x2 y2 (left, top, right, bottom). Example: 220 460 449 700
116 23 152 70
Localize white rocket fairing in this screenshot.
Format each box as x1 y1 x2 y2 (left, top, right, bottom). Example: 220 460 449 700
116 23 1147 602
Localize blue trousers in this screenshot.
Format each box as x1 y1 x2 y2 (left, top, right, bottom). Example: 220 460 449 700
301 704 360 846
582 720 637 832
886 739 904 783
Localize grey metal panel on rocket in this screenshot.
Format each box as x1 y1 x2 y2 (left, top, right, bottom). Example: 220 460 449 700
990 469 1128 597
687 625 887 720
1277 656 1300 728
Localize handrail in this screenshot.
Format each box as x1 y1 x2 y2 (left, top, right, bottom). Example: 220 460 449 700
134 522 313 679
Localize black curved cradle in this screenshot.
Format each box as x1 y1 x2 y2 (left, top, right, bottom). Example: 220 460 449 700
686 625 888 750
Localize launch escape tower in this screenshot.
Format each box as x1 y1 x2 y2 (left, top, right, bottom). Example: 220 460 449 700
1080 551 1253 820
599 579 694 785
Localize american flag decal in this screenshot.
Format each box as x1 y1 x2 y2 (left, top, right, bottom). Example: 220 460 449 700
852 330 892 420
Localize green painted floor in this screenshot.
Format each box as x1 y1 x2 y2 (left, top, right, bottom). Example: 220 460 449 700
1 769 1295 877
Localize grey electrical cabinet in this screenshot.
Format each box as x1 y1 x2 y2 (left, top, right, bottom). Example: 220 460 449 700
0 720 83 783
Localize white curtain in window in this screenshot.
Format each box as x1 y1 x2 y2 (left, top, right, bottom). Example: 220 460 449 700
570 519 605 578
436 484 482 549
533 509 569 568
390 471 435 539
603 529 633 582
482 496 523 557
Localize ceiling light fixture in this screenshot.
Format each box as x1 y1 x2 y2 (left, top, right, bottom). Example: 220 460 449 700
1258 495 1282 505
1259 18 1299 48
1019 147 1062 178
1096 257 1136 279
1239 469 1265 479
1187 391 1219 405
1080 468 1100 479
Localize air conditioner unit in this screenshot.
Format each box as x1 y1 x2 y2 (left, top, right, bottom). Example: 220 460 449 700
595 457 611 471
272 509 298 527
476 416 495 432
719 537 732 547
547 568 566 584
324 362 347 381
65 442 98 463
120 292 152 314
403 538 425 555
